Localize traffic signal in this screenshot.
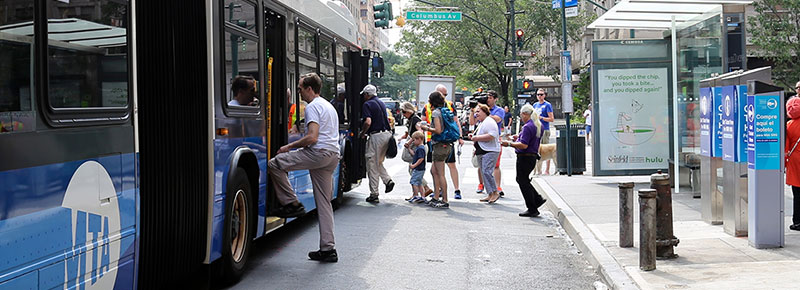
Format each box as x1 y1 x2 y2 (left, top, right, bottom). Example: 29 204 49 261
396 15 406 27
521 79 534 92
515 29 524 49
373 1 393 29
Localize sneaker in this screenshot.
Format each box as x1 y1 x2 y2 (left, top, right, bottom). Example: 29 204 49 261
385 180 395 193
427 197 440 206
412 196 426 203
454 190 462 200
366 195 379 203
275 202 306 218
498 187 504 197
433 201 449 208
476 184 484 193
308 249 338 262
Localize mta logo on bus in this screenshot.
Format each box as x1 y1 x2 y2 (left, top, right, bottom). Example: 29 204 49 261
61 161 121 289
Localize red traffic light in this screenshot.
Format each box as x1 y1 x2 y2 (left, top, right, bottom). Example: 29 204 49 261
515 29 524 39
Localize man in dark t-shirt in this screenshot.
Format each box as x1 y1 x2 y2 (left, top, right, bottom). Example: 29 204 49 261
359 84 394 202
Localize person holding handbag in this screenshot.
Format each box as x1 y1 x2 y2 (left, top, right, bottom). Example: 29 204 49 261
786 95 800 231
400 102 433 198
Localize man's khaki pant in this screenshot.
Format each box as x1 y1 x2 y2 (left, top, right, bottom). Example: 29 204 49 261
268 148 339 251
365 131 392 196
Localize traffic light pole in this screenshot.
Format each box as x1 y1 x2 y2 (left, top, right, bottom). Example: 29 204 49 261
510 0 517 113
561 0 572 176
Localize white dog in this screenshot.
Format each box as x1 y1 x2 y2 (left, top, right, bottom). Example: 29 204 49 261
534 143 557 176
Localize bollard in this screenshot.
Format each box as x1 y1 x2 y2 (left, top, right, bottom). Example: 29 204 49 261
650 172 679 259
619 182 634 248
639 189 657 271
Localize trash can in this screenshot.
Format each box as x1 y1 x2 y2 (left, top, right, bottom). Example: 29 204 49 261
555 124 586 175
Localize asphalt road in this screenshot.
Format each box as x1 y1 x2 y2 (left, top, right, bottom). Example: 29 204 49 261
225 126 603 290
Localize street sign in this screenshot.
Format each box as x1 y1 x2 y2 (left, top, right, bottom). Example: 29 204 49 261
565 6 578 17
405 11 462 21
504 60 524 68
516 51 536 57
552 0 578 9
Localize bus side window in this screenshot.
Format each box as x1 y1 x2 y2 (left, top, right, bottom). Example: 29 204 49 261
223 0 259 110
0 0 35 133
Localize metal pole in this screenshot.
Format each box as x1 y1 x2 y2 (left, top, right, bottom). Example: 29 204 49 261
619 182 634 248
639 188 657 271
672 16 681 193
511 0 517 108
561 0 571 176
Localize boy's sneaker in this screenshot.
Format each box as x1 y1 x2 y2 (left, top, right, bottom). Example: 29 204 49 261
453 190 462 200
476 184 484 193
433 201 449 208
413 196 426 203
308 249 338 263
366 195 379 203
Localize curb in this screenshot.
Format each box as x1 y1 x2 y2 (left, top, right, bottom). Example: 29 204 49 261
533 178 640 290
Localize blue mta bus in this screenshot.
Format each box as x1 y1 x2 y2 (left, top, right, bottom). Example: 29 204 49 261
0 0 372 288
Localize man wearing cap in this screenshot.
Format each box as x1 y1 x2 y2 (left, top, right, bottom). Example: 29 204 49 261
359 84 395 203
331 85 346 124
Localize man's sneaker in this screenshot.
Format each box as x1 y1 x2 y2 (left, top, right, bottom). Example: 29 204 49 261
426 197 440 206
385 180 395 193
275 202 306 218
308 249 338 262
476 184 484 193
453 190 462 200
433 201 449 208
366 195 379 203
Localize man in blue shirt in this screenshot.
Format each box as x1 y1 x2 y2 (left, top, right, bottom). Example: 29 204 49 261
359 84 395 203
533 88 555 174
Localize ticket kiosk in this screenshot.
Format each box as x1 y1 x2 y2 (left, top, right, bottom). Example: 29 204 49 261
699 78 724 225
747 80 785 248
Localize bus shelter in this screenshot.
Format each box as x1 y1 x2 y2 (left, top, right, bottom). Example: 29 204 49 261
588 0 753 189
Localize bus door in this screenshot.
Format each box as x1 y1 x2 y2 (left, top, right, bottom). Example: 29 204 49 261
262 7 286 232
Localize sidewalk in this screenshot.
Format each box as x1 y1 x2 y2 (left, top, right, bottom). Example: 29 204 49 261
533 146 800 290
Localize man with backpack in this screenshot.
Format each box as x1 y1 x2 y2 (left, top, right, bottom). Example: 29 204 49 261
420 91 460 208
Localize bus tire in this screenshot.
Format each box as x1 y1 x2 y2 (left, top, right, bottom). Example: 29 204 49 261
221 168 254 284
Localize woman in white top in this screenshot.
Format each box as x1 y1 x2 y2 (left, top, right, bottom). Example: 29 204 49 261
469 104 502 203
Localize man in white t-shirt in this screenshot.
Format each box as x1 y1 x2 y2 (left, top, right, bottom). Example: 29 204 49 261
583 107 592 146
268 73 340 262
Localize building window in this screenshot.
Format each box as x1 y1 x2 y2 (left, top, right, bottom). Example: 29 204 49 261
360 9 367 17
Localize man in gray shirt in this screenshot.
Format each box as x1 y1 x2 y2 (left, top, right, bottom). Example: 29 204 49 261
268 73 340 262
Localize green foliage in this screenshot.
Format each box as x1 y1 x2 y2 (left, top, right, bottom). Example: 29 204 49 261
570 68 591 123
749 0 800 90
372 50 417 100
396 0 593 107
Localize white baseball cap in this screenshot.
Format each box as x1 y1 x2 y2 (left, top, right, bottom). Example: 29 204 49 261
359 84 377 96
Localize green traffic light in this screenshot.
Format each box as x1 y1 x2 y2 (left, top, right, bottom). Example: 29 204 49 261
373 1 392 29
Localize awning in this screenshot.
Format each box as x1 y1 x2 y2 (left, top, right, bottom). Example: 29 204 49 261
588 0 753 30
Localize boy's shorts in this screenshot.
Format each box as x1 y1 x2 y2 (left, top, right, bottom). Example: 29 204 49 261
409 169 425 186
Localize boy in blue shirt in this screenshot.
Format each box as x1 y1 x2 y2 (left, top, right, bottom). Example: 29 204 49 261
407 131 427 203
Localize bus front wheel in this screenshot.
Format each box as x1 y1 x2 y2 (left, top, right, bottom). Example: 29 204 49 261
221 168 254 283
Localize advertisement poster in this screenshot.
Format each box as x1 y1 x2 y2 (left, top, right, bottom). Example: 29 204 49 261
699 87 712 156
748 94 781 170
721 86 736 161
597 67 669 171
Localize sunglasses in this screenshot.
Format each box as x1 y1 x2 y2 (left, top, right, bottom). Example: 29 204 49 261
536 93 545 96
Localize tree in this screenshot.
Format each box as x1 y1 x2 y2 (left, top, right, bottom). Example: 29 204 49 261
749 0 800 90
571 66 591 123
395 0 593 106
371 50 417 101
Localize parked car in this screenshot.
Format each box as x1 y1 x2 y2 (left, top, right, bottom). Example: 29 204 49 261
380 98 403 126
